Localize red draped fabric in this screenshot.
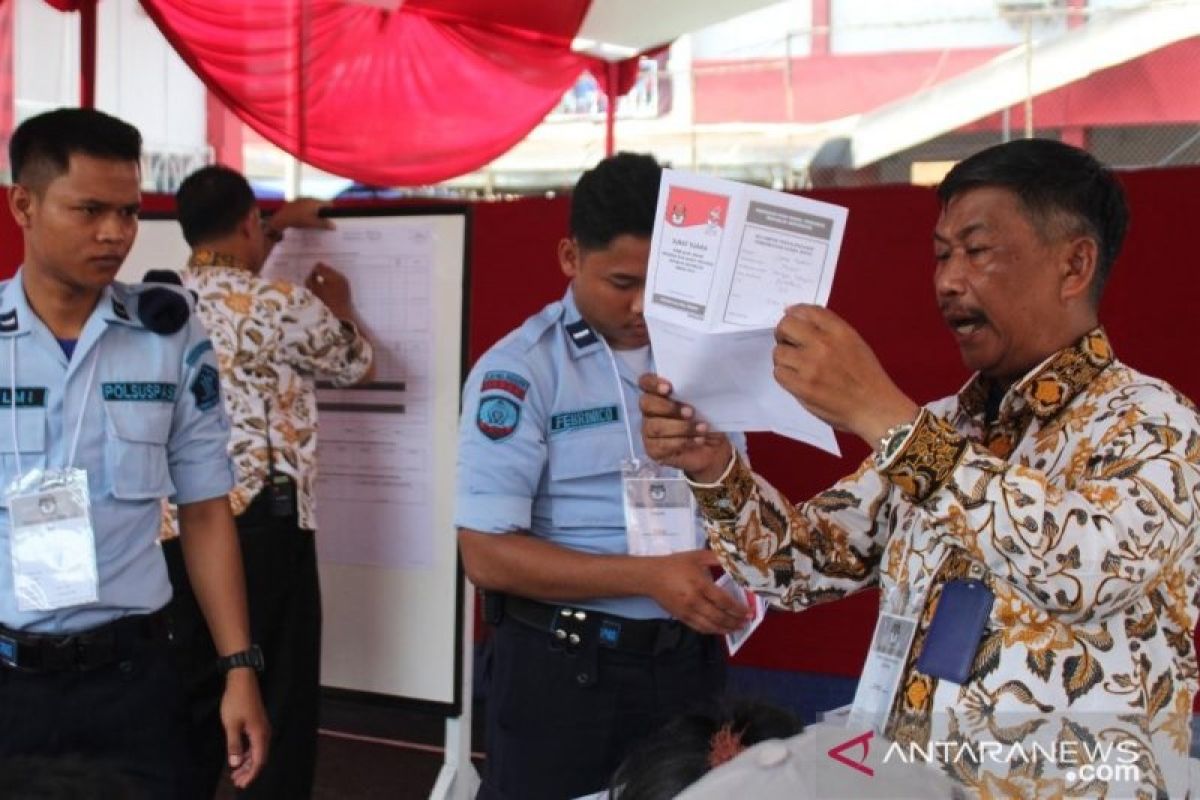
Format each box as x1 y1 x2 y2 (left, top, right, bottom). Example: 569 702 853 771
0 1 11 171
137 0 602 185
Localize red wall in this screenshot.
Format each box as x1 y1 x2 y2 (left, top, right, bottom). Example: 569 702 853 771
3 167 1198 679
467 168 1200 678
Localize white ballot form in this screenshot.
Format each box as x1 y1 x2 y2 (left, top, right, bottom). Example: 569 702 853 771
262 219 438 569
645 170 849 454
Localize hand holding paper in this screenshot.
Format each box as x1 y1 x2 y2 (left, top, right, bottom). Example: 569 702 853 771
637 373 734 484
714 571 767 655
773 305 919 447
643 170 850 453
646 549 751 635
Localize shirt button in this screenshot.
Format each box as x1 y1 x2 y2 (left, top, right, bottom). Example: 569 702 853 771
756 741 789 767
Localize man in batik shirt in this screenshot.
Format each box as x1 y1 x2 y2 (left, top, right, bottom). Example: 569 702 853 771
640 139 1200 797
163 165 374 799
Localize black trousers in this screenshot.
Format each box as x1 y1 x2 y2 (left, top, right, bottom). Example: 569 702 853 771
0 630 192 799
164 494 322 800
480 611 726 800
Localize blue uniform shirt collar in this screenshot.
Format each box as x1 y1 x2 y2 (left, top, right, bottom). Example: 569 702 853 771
560 286 652 389
0 268 142 373
0 269 36 338
0 269 139 334
561 286 605 359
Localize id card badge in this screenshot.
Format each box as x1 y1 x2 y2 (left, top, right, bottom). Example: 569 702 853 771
621 458 697 556
848 584 920 734
5 467 99 611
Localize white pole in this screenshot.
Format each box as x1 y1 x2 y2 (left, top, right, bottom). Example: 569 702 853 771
429 576 481 800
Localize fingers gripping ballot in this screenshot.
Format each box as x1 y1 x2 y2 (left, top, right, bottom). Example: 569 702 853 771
637 374 733 484
651 549 751 635
771 305 919 446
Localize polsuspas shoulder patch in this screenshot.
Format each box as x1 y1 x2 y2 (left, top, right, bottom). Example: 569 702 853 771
477 395 520 442
190 364 221 411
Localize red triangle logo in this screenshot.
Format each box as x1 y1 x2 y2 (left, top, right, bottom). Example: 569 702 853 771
826 730 875 777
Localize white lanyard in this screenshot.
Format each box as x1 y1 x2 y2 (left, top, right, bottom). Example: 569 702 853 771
8 336 100 472
599 337 639 466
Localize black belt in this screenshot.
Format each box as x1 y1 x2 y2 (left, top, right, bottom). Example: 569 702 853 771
500 595 693 656
0 611 170 673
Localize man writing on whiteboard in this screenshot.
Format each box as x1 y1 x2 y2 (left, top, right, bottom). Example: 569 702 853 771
455 153 749 800
161 165 374 799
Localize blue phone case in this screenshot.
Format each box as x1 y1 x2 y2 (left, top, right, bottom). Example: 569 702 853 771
915 578 994 684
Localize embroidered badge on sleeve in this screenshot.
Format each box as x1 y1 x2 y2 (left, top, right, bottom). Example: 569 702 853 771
481 370 530 400
477 395 520 441
190 364 221 411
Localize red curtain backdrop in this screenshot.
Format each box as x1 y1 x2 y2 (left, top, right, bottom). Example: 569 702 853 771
459 169 1200 685
2 168 1199 702
0 0 11 172
136 0 599 186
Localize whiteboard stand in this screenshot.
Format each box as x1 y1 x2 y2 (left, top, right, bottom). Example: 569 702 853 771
430 577 481 800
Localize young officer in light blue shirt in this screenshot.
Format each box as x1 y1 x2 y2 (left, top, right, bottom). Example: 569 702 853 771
456 153 750 800
0 107 268 798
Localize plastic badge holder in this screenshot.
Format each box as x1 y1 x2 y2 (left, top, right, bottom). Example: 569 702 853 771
6 467 100 611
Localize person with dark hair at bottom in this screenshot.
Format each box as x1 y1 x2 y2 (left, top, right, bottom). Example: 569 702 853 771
641 139 1200 796
0 107 268 798
161 164 374 799
455 152 750 800
609 699 802 800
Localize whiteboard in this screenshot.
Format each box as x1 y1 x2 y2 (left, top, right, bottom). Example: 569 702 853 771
125 208 469 712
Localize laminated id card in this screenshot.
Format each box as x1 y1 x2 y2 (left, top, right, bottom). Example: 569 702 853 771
621 459 697 555
6 467 99 611
848 584 921 733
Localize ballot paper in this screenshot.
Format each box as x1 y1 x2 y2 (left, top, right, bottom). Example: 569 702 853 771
715 571 767 655
645 170 848 454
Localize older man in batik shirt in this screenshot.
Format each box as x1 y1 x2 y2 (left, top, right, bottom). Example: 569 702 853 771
640 140 1200 798
162 165 373 800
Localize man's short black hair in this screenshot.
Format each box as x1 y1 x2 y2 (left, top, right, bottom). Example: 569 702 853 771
570 152 662 251
9 107 141 189
937 138 1129 303
175 165 257 247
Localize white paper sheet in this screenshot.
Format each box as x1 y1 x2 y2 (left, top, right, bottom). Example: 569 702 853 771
262 219 436 569
714 571 767 656
645 170 849 454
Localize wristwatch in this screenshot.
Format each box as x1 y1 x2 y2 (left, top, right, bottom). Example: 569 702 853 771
216 645 265 675
874 420 916 468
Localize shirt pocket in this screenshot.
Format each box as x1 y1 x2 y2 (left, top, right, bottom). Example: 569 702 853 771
545 428 630 529
0 408 47 505
104 402 176 500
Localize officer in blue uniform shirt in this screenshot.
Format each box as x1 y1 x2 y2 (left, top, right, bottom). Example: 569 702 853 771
0 107 268 798
456 153 750 800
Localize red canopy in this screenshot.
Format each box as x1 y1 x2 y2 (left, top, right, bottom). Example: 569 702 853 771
18 0 648 185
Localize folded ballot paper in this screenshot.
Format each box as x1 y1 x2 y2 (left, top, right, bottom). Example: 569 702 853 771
645 170 849 454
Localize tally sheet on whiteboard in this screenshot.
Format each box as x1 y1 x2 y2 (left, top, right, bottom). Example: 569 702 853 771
262 220 435 569
645 170 848 455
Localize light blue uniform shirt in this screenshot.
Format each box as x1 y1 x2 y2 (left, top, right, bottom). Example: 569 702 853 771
0 269 234 633
455 287 746 620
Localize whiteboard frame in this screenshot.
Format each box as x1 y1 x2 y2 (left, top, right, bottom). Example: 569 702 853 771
127 205 472 717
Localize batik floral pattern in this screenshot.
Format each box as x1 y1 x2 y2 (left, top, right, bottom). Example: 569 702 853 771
162 253 372 533
693 329 1200 797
